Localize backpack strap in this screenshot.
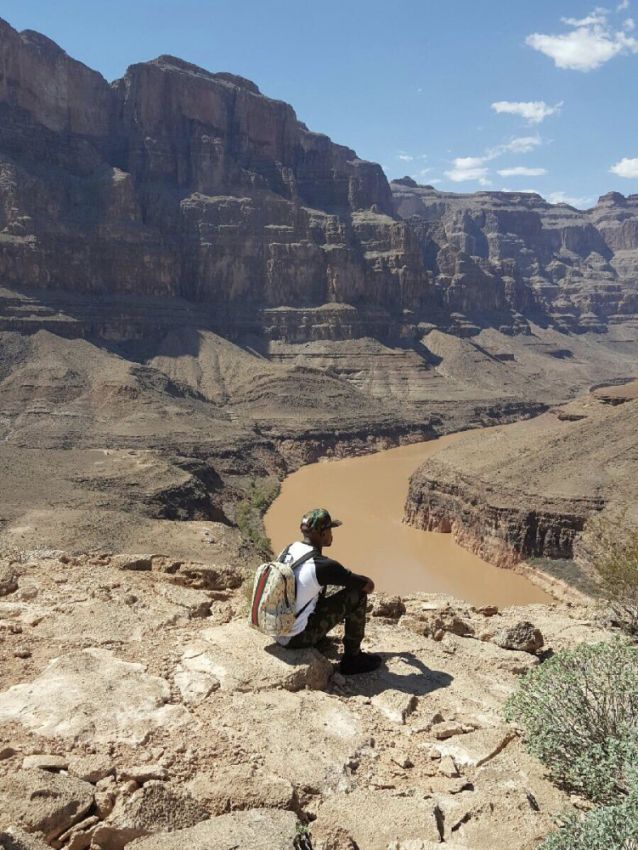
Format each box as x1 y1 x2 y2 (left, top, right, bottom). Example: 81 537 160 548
289 549 317 571
287 548 319 620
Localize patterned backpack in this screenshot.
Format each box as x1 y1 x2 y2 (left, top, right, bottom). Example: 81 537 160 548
249 549 316 636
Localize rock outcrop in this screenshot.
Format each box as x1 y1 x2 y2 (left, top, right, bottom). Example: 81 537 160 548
0 549 614 850
404 382 638 567
392 182 638 333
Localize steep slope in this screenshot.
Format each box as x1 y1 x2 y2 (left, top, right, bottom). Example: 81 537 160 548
405 382 638 567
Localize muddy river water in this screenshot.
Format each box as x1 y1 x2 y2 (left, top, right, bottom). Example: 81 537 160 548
265 433 551 606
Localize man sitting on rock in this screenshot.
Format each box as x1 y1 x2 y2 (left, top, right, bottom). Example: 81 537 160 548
275 508 381 674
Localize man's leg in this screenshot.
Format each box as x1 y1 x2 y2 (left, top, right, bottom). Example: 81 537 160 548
286 587 367 653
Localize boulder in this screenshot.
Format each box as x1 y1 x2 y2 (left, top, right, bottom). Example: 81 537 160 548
117 766 167 784
371 691 418 725
68 754 114 784
0 565 19 596
371 596 406 619
0 770 94 840
493 621 544 655
0 649 191 745
109 555 153 571
174 622 332 694
127 809 298 850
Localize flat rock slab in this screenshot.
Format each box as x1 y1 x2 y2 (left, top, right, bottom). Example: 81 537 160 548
434 726 516 767
0 649 191 745
223 689 363 791
175 621 332 694
187 766 295 815
0 770 94 840
128 809 298 850
314 789 441 850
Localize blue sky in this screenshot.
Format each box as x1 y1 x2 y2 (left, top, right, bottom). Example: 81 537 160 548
3 0 638 208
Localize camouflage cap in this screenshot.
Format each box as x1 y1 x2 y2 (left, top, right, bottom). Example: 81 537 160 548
300 508 342 533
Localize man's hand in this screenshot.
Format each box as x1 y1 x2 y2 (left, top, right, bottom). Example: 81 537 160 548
362 577 375 594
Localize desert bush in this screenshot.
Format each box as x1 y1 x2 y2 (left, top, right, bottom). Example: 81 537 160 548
583 510 638 635
505 639 638 803
539 792 638 850
235 477 280 558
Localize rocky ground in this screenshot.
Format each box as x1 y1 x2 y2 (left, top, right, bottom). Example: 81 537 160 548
405 381 638 569
0 548 613 850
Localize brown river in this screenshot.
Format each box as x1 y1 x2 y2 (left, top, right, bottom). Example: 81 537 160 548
265 433 552 606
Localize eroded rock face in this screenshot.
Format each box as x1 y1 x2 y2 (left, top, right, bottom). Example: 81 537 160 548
392 182 638 332
404 390 638 565
0 17 637 346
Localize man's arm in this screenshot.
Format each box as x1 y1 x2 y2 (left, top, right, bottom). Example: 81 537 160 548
314 555 375 593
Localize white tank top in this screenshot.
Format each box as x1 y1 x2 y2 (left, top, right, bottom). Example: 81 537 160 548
276 541 322 644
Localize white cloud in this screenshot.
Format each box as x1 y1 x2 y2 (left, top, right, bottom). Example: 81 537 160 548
500 187 542 195
546 191 593 208
491 100 562 124
445 156 490 182
445 136 543 184
494 136 543 155
624 17 636 29
610 157 638 177
396 151 428 162
526 9 638 71
498 166 548 177
618 0 631 10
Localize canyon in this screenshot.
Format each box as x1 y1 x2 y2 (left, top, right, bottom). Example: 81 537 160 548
1 16 637 555
0 14 637 850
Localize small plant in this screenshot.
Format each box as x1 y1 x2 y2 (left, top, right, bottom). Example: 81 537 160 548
583 510 638 635
505 639 638 803
538 792 638 850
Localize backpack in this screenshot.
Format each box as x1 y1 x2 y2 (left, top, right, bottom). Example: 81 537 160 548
249 548 316 636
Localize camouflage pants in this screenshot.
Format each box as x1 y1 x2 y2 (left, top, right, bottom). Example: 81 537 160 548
286 587 367 655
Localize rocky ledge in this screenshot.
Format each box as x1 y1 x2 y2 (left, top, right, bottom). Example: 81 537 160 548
0 549 612 850
404 382 638 569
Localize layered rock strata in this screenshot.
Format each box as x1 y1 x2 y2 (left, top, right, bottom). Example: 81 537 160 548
1 17 637 346
404 383 638 567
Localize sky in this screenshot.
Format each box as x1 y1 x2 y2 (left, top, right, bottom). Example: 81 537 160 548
2 0 638 208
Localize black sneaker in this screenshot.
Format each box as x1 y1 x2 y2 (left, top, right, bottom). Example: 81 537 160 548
339 651 382 675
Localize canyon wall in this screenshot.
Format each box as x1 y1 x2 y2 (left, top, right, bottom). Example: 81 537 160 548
1 17 637 346
404 383 638 566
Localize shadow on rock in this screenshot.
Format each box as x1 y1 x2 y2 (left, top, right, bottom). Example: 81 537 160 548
343 651 453 698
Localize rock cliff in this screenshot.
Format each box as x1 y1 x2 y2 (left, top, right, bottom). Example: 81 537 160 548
392 180 638 333
1 16 638 345
404 382 638 567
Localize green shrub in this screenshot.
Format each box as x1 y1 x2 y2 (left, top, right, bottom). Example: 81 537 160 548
539 794 638 850
584 511 638 635
235 477 280 558
505 639 638 803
